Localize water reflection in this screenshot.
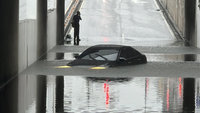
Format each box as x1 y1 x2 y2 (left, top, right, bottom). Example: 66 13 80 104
184 54 197 61
63 76 184 112
44 53 78 61
147 54 199 62
44 52 200 62
183 78 195 112
2 75 200 113
0 75 18 113
196 80 200 113
56 76 64 112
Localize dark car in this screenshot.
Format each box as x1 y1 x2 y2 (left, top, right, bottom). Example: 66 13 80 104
67 44 147 67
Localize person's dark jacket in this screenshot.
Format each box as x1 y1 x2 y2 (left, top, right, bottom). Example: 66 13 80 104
73 14 81 28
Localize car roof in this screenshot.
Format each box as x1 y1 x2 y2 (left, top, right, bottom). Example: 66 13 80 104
79 44 127 58
90 44 128 49
88 44 140 54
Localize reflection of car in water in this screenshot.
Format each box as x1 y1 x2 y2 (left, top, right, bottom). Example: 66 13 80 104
86 77 133 83
67 44 147 67
86 77 133 108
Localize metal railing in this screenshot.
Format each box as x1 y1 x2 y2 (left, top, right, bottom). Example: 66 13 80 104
64 0 83 36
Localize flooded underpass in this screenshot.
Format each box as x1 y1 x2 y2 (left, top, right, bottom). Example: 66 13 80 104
1 0 200 112
1 48 200 113
7 47 198 113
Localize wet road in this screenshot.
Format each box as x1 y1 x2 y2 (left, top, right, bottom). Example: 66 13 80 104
68 0 181 46
1 0 200 113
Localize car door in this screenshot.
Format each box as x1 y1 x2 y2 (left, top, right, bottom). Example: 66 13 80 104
118 47 142 65
118 47 129 65
126 47 143 64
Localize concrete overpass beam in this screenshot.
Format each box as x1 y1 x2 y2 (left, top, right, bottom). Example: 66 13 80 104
57 0 65 45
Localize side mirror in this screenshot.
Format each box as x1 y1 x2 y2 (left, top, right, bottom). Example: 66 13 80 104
119 57 126 62
73 54 79 59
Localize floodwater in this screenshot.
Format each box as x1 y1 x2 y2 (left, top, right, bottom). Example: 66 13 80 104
1 74 200 113
3 0 200 112
1 52 200 113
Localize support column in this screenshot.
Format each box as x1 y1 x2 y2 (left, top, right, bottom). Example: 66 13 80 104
0 0 19 85
57 0 65 45
37 0 47 58
185 0 196 46
197 0 200 48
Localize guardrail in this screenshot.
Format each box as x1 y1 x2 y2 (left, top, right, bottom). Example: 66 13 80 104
64 0 83 36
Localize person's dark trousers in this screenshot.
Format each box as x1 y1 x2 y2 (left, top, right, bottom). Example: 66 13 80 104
74 26 80 45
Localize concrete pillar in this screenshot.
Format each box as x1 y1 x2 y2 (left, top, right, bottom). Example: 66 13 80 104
0 0 19 85
197 0 200 48
37 0 47 57
57 0 65 45
185 0 196 46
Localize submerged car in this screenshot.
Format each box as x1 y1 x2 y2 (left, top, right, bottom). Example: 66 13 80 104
67 44 147 67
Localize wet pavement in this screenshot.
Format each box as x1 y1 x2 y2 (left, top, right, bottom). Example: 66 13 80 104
68 0 182 46
1 0 200 113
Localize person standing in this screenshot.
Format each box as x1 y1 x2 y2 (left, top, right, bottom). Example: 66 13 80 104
72 11 82 45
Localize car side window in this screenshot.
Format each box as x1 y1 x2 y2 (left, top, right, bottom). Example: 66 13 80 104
120 48 127 59
81 49 119 61
128 47 141 58
120 47 140 59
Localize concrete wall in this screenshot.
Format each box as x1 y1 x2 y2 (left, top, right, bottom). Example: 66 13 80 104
18 0 48 73
47 10 57 51
159 0 185 38
185 0 196 46
18 20 38 72
197 0 200 48
18 0 79 73
18 10 58 73
197 0 200 61
1 0 76 87
159 0 197 47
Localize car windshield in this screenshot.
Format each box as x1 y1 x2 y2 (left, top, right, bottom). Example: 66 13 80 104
80 49 119 61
